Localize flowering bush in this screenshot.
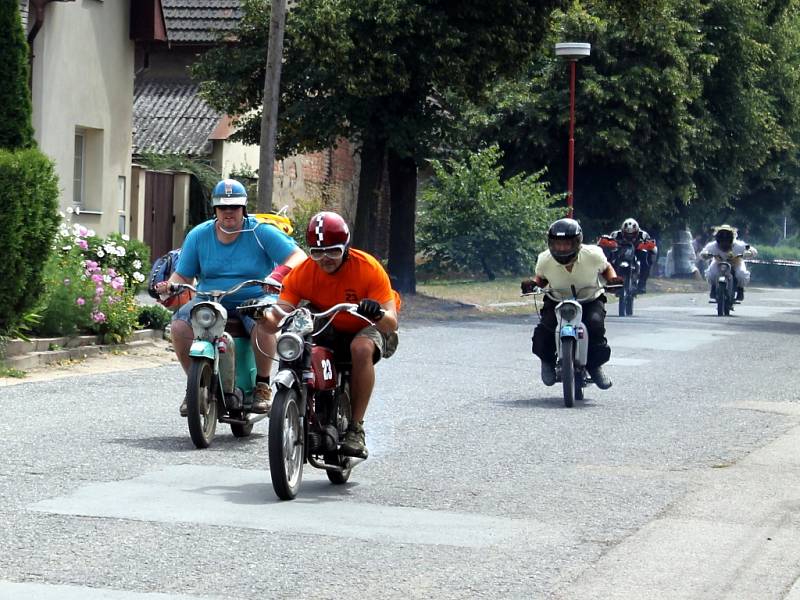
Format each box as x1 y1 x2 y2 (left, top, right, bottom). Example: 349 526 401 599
34 216 147 341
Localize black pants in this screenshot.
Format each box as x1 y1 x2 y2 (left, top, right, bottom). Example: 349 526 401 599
532 296 611 369
637 250 653 286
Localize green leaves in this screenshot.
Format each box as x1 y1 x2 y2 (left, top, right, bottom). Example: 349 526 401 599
417 146 561 280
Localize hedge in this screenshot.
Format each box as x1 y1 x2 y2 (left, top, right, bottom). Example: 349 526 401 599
0 148 60 334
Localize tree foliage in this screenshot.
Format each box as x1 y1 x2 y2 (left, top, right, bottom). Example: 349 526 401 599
417 146 561 280
193 0 567 292
0 2 34 150
469 0 800 240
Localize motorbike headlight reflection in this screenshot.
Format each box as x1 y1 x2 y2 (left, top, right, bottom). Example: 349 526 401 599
559 304 579 322
194 306 217 329
277 332 304 361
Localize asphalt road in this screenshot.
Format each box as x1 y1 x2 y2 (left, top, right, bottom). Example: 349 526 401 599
0 287 798 600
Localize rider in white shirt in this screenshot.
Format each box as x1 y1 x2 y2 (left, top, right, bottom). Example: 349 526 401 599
700 224 757 301
521 218 621 389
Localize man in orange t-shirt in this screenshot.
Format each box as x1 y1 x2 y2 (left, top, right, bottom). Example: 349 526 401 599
263 211 399 459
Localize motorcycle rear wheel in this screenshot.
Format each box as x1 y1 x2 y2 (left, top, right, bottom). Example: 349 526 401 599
268 388 304 500
326 380 353 485
186 358 218 449
561 338 576 408
717 283 726 316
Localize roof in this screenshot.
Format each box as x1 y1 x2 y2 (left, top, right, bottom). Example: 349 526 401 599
133 79 224 155
161 0 243 43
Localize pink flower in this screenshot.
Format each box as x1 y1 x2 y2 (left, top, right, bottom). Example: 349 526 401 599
84 260 98 270
111 277 124 290
107 268 117 277
95 286 104 297
92 311 106 323
91 274 103 283
77 239 89 250
76 297 85 306
78 225 89 237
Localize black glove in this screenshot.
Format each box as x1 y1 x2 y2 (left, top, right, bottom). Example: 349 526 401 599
357 298 384 321
521 280 536 294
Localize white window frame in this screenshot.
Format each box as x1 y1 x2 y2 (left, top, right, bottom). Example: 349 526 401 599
73 132 85 207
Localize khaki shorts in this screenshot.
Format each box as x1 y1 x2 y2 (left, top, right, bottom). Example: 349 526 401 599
356 326 399 361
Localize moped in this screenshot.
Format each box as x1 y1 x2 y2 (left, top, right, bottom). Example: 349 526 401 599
709 255 742 317
525 284 618 407
265 302 377 500
170 280 276 448
613 242 640 317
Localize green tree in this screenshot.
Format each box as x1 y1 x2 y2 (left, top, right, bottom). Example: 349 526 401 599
194 0 567 293
0 3 34 149
469 0 800 240
417 146 560 280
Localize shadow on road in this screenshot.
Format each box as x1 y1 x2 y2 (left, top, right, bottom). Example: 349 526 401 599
492 396 601 410
106 432 266 453
192 478 360 505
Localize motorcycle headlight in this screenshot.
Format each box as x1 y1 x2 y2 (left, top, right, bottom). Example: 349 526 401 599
193 306 218 329
559 304 579 322
277 332 304 361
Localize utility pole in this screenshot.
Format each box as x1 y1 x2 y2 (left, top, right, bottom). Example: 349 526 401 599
257 0 287 212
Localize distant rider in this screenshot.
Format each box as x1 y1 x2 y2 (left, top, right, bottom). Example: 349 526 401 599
597 218 657 294
522 218 621 390
700 224 757 301
263 211 400 459
154 179 307 416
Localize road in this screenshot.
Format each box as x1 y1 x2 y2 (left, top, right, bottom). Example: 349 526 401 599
0 287 798 599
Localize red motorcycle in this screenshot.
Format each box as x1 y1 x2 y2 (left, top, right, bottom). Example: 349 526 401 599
266 303 376 500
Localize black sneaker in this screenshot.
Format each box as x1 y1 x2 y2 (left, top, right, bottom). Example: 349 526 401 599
735 287 744 302
709 285 717 300
540 362 557 386
588 366 613 390
179 393 188 417
340 421 368 459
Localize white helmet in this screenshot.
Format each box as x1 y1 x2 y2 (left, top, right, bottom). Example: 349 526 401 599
621 218 639 239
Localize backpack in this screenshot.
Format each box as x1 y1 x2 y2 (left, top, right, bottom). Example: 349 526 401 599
147 249 181 299
147 249 194 310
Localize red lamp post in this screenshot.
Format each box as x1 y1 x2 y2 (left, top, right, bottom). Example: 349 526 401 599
555 42 591 219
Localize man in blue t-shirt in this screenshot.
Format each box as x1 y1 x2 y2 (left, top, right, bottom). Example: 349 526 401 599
154 179 306 416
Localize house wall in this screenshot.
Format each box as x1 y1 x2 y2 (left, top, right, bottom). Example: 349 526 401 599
29 0 134 238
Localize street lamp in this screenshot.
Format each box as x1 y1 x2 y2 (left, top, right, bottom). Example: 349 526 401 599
555 42 591 219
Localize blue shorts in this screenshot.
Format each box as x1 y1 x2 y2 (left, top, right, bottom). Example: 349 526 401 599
172 297 265 335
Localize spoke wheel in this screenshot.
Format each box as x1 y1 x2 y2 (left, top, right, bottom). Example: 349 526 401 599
186 359 218 449
326 380 353 485
561 338 575 408
268 388 304 500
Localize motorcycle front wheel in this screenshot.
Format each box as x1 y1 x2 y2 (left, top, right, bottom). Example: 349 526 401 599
717 282 726 316
561 338 576 408
268 387 304 500
186 358 218 449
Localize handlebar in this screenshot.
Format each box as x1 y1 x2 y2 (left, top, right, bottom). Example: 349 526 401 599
271 302 360 320
169 279 269 300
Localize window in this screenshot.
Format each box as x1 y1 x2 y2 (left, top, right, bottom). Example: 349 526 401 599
117 176 126 234
73 133 85 206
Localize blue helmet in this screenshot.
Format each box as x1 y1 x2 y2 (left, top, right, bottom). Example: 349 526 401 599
211 179 248 208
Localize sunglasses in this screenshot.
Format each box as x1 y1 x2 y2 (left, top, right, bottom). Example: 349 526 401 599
309 245 345 260
216 205 243 212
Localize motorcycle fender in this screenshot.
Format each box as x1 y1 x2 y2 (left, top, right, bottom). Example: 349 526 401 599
273 369 298 390
311 346 338 391
718 276 727 285
189 340 215 360
559 324 578 339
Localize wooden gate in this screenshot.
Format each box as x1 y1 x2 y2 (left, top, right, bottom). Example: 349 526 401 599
143 171 174 262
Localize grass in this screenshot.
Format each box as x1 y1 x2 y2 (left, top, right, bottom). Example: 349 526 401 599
417 276 529 307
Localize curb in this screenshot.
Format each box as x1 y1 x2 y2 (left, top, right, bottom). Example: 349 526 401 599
1 329 165 371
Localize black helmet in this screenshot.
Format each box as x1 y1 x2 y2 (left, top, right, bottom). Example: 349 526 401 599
714 224 736 251
548 218 583 265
